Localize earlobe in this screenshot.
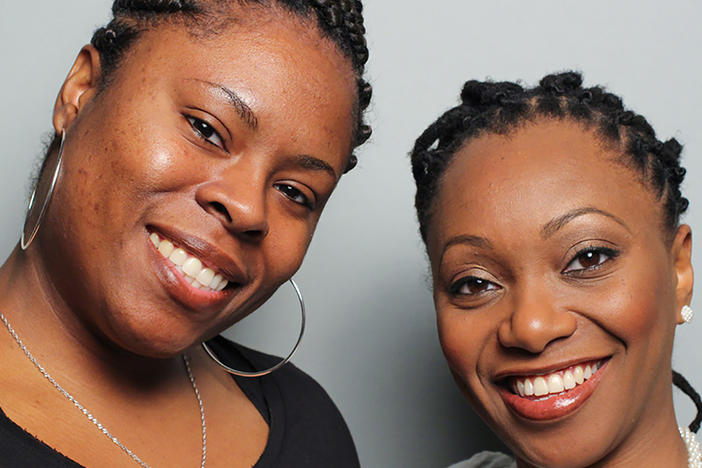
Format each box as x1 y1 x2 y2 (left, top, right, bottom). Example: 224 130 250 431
52 45 102 134
672 224 694 324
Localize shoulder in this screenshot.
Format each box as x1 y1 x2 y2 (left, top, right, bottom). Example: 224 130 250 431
448 451 516 468
207 336 360 468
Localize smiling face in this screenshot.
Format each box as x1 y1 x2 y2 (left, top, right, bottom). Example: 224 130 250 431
426 120 693 466
36 8 356 357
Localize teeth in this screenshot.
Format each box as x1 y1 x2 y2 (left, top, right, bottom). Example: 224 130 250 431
533 377 548 397
169 248 188 266
149 232 230 292
209 274 223 289
512 361 602 398
547 374 564 393
563 370 576 390
158 239 175 257
524 379 534 396
182 257 202 277
196 268 215 287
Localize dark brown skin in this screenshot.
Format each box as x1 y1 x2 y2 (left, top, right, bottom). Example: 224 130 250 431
0 7 355 467
426 120 693 467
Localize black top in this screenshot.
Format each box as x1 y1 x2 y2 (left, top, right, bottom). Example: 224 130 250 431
0 336 360 467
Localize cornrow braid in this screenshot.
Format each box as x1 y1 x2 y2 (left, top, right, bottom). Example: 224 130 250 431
88 0 371 171
410 71 688 241
674 370 702 433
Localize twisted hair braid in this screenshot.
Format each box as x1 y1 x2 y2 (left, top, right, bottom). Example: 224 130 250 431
674 370 702 433
410 71 688 241
86 0 371 171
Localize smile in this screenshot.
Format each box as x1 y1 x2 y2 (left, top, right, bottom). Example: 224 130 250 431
510 360 603 399
149 232 229 292
497 358 609 421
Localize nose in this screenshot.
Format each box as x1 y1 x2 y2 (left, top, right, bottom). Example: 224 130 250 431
497 285 576 354
195 169 269 242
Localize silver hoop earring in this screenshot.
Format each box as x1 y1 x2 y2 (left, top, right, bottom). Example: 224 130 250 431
682 305 694 323
21 132 66 251
202 279 306 378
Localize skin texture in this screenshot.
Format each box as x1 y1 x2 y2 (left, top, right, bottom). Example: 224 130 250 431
426 120 693 467
0 7 355 467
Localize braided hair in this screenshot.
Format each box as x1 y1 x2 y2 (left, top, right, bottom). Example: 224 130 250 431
410 71 687 241
60 0 371 172
410 71 701 432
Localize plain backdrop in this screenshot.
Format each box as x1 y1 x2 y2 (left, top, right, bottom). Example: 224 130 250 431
1 1 701 467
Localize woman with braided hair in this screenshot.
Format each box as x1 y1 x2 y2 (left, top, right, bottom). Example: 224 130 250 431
0 0 371 466
410 71 702 467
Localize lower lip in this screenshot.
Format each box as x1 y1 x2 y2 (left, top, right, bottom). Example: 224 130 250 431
498 361 608 421
146 234 236 312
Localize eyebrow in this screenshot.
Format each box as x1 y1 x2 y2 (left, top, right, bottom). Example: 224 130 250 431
540 207 631 239
192 79 258 130
439 234 493 265
294 155 338 179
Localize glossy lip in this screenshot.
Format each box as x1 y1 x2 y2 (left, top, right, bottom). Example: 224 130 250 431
145 225 249 312
497 359 610 421
148 223 249 284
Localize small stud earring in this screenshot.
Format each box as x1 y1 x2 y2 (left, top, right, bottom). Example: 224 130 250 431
681 305 694 323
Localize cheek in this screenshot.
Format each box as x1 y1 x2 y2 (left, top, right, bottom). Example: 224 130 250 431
436 303 486 386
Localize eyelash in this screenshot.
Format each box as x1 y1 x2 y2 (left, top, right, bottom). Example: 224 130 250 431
186 115 226 150
274 183 314 210
448 246 620 297
562 246 620 275
449 276 499 297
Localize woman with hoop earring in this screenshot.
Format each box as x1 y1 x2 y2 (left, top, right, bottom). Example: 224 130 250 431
0 1 372 467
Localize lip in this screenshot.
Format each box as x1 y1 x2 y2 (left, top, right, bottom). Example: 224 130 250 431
145 225 248 312
497 358 610 421
147 224 249 284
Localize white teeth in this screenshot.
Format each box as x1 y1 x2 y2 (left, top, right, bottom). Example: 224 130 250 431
182 257 202 277
524 379 534 396
149 232 230 293
533 377 549 396
158 239 174 257
209 274 223 289
513 361 603 398
563 370 576 390
169 248 188 266
197 268 215 287
547 374 564 393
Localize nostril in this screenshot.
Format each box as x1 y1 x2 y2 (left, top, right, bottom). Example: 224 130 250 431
210 202 232 223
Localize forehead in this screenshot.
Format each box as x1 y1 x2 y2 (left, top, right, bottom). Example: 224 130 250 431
427 119 663 255
104 11 357 162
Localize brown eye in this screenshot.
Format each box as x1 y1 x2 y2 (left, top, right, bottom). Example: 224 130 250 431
449 277 499 296
563 247 619 273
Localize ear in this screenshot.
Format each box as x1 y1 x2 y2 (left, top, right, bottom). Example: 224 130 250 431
672 224 693 324
52 45 102 134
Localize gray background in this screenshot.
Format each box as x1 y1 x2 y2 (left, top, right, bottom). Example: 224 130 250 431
1 1 701 467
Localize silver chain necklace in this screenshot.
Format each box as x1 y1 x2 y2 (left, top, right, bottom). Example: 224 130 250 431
0 311 207 468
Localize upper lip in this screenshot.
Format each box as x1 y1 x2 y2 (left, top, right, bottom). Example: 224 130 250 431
148 224 249 285
494 355 611 381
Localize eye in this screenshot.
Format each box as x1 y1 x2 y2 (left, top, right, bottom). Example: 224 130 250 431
449 276 499 296
186 116 225 150
563 247 619 273
274 183 313 209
